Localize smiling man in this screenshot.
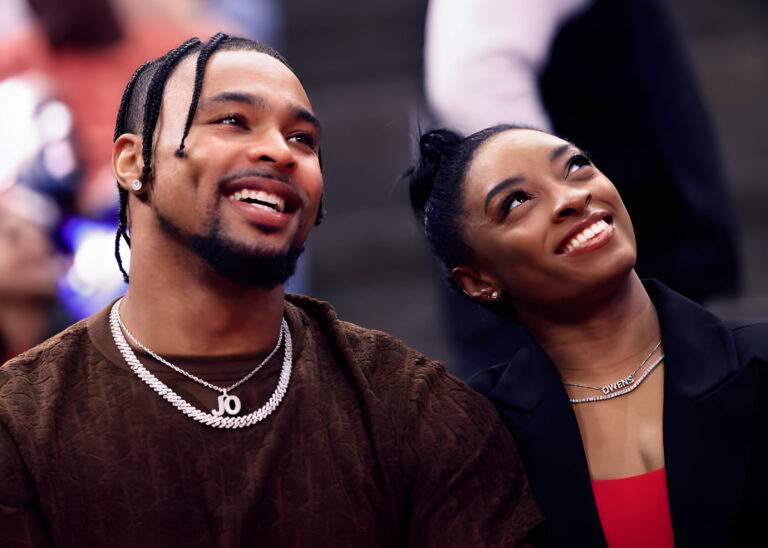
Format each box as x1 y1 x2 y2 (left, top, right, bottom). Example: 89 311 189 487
0 34 541 546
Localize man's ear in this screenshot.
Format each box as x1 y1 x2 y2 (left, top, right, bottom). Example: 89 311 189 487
113 133 145 194
451 265 503 303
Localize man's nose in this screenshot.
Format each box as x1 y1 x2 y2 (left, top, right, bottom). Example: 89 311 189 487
246 130 296 170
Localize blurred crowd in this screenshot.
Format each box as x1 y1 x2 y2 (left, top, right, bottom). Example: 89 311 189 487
0 0 282 361
0 0 745 367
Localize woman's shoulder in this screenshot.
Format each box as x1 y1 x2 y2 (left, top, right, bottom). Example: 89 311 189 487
467 362 508 396
728 320 768 365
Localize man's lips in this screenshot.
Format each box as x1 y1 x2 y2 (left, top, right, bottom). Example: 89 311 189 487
226 197 293 231
221 176 302 231
555 212 615 256
220 176 302 214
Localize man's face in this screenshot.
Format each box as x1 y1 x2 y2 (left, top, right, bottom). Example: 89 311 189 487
145 49 323 285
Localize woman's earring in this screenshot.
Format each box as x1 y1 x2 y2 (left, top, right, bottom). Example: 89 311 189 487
131 179 143 192
490 290 500 301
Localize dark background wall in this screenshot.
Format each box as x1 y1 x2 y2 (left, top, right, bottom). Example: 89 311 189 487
284 0 768 368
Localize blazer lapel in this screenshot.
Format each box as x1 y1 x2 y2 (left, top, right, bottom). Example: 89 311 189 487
489 341 607 547
650 281 759 547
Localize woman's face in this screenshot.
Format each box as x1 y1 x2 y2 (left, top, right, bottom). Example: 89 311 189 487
455 129 636 310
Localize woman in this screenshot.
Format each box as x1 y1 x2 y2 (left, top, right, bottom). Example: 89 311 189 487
405 125 767 547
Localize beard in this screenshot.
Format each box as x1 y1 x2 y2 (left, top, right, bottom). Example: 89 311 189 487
154 207 304 289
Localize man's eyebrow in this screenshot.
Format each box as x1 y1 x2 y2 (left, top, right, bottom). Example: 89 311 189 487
198 91 267 110
293 107 321 134
484 176 525 212
550 143 574 162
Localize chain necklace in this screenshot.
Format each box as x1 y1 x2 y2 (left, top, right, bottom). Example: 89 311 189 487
562 340 663 404
109 299 293 429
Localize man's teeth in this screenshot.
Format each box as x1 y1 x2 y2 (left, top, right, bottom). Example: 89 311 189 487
563 219 611 254
229 189 285 212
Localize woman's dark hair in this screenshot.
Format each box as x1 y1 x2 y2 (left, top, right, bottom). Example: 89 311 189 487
112 33 322 283
404 124 529 285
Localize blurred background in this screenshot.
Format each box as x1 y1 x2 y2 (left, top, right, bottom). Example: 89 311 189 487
0 0 766 374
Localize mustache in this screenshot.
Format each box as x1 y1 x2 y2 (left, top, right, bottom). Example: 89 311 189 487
217 168 291 190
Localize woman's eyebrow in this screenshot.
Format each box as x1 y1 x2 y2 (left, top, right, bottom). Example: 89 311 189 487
484 176 524 212
550 143 573 162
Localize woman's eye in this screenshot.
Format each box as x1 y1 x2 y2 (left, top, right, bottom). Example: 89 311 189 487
288 132 317 150
502 190 532 213
566 153 592 176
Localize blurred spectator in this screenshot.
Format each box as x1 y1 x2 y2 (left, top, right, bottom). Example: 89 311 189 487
0 184 71 363
0 74 78 361
425 0 742 375
0 0 218 217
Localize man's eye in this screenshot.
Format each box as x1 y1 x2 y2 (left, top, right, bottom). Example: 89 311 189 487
288 132 317 149
502 190 532 213
214 114 247 127
566 153 592 176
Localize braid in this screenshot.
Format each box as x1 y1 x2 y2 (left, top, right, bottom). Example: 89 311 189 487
114 61 151 141
139 37 202 184
112 39 200 283
175 32 229 157
113 61 152 283
114 187 131 282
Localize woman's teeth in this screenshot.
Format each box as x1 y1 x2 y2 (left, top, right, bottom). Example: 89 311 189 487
229 189 285 212
563 219 611 254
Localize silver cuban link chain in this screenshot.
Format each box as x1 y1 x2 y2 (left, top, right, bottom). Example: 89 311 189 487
109 299 292 429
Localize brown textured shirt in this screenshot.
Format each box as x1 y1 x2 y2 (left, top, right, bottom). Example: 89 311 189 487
0 295 541 547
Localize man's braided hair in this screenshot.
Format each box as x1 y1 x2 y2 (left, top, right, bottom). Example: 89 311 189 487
112 33 305 283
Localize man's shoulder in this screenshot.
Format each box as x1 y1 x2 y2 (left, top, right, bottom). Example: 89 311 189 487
288 293 437 361
0 317 91 391
286 293 470 394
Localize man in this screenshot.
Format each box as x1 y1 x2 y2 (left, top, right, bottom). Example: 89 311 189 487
0 34 541 546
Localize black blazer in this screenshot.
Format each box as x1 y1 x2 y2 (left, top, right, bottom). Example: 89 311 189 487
469 281 767 547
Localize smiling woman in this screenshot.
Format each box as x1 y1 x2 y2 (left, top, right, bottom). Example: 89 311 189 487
405 125 768 547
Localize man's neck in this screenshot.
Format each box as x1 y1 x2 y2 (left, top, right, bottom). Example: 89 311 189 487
516 272 661 384
119 251 286 358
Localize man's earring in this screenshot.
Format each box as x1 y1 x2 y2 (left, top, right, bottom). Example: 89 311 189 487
490 290 500 301
130 179 143 192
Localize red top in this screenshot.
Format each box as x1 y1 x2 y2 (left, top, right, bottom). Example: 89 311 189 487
591 467 674 547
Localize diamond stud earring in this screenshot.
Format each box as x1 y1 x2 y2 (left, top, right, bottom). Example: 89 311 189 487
131 179 143 192
490 290 500 300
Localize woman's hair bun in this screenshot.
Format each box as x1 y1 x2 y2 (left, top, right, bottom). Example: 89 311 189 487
404 128 463 219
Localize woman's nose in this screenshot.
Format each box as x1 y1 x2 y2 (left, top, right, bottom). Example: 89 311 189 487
552 186 591 222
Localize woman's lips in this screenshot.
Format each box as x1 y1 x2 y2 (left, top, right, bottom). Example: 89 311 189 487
559 218 615 257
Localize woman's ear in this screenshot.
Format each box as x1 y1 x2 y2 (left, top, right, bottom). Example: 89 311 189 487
113 133 145 194
451 265 503 303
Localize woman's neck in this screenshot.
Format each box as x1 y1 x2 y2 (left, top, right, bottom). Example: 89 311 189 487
517 273 661 384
